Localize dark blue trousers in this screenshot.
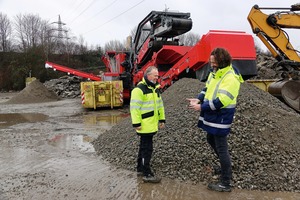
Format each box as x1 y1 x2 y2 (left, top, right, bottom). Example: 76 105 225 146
207 133 232 185
137 135 153 176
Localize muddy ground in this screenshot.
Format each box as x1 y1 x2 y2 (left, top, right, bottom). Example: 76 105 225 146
0 92 299 200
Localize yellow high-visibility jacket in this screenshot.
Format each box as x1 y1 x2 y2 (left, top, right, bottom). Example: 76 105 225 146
130 78 165 135
198 65 244 135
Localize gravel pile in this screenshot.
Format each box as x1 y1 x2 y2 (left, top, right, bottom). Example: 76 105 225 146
44 76 81 98
254 54 279 79
4 79 60 104
92 78 300 192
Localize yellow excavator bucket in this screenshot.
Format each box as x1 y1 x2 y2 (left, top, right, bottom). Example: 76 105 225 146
268 80 300 112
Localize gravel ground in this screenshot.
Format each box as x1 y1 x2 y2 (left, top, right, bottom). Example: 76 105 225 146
1 53 300 199
2 91 299 200
92 78 300 192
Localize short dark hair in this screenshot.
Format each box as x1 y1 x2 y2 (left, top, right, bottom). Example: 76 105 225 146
210 48 232 68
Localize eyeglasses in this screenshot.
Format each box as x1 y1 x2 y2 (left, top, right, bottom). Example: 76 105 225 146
149 73 159 78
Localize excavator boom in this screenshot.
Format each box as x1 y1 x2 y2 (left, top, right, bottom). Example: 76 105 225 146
247 4 300 112
247 4 300 62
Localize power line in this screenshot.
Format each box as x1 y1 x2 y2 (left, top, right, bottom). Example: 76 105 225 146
69 0 97 24
64 0 89 22
83 0 146 35
48 0 78 21
59 0 81 17
76 0 119 26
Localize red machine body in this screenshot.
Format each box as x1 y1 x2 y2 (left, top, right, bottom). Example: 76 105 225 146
132 30 257 89
99 11 257 101
46 10 257 103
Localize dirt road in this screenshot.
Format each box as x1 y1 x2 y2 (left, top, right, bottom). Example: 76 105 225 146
0 92 299 200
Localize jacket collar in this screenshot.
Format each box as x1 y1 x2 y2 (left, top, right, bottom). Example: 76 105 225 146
141 77 160 89
213 65 232 78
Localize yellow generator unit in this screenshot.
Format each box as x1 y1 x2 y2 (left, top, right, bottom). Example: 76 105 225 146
80 81 123 109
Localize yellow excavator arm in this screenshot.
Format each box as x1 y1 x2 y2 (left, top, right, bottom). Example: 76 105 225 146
247 4 300 113
247 4 300 62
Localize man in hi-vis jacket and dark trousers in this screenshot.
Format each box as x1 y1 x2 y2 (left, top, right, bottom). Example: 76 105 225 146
187 47 244 192
130 66 165 183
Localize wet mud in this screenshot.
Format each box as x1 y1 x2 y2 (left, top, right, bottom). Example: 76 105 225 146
0 92 299 200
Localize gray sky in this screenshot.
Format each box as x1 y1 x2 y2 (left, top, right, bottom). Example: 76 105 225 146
0 0 299 50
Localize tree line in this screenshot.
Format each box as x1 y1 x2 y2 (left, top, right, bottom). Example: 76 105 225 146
0 12 108 91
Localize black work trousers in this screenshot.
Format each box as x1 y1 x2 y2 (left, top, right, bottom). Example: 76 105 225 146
137 134 154 176
207 133 232 185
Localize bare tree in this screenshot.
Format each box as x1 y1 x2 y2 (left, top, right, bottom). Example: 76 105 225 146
64 33 77 56
104 40 125 52
65 40 77 55
42 24 56 58
178 32 200 46
38 20 51 48
0 13 12 52
14 13 44 51
77 35 88 54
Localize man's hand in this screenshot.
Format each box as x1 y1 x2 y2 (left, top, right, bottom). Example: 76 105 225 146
135 126 141 131
186 98 201 111
189 103 201 111
186 98 200 105
159 122 165 129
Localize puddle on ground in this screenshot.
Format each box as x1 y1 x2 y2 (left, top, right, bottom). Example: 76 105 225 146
0 113 48 128
48 111 129 153
48 134 96 153
82 112 129 128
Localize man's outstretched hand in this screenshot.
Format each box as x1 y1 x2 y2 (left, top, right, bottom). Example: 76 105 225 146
186 98 201 111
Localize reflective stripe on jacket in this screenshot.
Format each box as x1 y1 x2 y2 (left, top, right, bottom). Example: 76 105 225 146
198 65 243 135
130 78 165 134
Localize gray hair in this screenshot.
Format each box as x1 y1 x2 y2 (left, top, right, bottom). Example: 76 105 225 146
145 66 158 76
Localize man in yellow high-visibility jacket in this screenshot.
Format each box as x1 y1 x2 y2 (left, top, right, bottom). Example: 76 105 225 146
130 66 165 183
187 48 244 192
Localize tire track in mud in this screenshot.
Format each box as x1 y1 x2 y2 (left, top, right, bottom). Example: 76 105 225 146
38 157 140 200
0 145 140 200
1 150 300 200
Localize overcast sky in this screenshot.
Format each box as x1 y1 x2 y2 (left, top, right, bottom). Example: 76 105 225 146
0 0 299 50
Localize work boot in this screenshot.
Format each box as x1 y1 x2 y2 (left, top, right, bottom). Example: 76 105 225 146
142 174 161 183
137 171 143 177
213 165 221 175
207 182 231 192
137 164 143 176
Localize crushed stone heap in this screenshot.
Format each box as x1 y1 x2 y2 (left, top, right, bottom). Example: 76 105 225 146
44 76 81 98
4 79 60 104
92 78 300 192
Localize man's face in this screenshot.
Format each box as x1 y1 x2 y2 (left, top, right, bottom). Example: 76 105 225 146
209 55 219 71
147 69 159 84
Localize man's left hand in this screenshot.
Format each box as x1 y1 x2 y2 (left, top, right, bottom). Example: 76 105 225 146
189 103 201 111
159 122 165 129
